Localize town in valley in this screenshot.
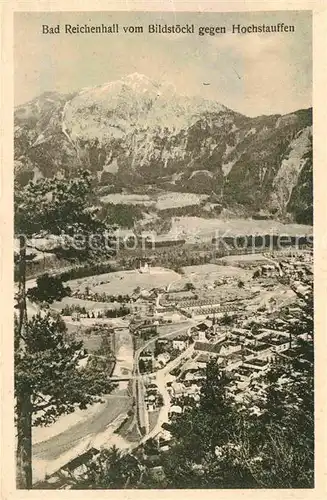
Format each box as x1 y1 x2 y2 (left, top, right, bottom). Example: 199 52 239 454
26 227 313 487
13 10 314 489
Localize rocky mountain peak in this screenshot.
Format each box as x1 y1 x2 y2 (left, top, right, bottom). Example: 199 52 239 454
14 76 313 224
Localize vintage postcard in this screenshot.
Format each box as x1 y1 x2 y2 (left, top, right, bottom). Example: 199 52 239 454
1 0 327 498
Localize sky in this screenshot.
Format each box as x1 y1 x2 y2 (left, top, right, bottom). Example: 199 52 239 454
14 10 312 117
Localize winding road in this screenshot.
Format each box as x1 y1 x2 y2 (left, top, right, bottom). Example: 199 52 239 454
139 343 194 444
132 320 194 434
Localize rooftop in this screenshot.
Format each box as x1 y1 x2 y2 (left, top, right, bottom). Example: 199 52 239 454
244 358 268 367
250 343 271 352
194 340 225 353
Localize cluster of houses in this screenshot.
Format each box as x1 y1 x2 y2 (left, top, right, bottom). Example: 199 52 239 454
159 315 294 414
168 369 204 405
144 383 163 412
139 315 292 419
139 306 294 404
139 334 193 374
71 289 131 303
163 283 255 320
257 252 312 280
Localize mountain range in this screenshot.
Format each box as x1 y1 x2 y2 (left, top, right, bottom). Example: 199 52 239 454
14 73 313 224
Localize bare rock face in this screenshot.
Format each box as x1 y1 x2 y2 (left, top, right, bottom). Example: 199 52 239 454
14 73 313 224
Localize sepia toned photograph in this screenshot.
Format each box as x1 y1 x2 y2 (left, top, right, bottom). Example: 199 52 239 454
13 9 313 491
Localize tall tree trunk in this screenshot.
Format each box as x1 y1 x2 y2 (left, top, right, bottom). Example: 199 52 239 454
17 235 27 338
16 235 33 488
16 391 32 488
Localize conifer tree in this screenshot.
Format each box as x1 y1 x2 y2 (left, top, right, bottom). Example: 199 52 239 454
14 171 114 488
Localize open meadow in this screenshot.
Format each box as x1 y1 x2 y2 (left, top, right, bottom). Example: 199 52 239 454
100 191 207 210
170 264 252 293
168 217 313 242
66 267 180 295
51 297 123 312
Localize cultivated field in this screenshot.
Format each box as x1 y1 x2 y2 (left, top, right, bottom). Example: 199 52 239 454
100 191 208 210
155 192 208 210
168 217 313 242
62 322 113 353
217 254 276 266
65 327 103 353
167 262 298 313
100 193 153 206
171 263 252 292
51 297 123 312
247 284 296 310
67 267 180 295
